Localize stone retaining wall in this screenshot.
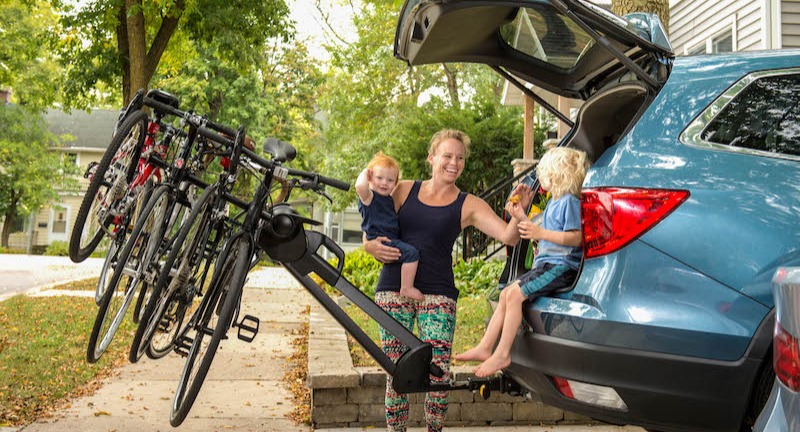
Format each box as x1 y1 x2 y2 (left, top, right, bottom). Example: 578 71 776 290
307 304 595 428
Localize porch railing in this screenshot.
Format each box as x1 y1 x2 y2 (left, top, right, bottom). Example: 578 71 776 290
456 163 537 261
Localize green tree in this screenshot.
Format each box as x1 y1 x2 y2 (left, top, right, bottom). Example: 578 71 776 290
0 105 78 247
0 0 62 109
316 0 526 207
56 0 293 108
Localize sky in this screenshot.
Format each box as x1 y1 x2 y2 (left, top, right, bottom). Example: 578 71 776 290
288 0 356 60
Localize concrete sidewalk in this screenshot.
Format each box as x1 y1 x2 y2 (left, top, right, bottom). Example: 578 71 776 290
17 267 312 432
0 254 105 302
6 266 644 432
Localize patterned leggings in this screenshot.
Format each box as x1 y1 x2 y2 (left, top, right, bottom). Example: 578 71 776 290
375 291 457 432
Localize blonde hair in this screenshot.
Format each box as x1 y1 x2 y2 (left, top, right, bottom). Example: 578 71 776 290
536 147 590 199
429 129 471 158
367 151 400 181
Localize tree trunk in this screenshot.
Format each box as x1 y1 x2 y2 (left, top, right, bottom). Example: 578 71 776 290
119 0 186 103
611 0 669 34
1 193 18 248
125 0 148 102
441 63 460 109
117 5 131 105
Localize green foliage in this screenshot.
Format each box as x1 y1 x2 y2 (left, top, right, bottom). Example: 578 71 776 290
0 0 63 109
0 105 79 247
453 258 506 298
315 0 528 208
55 0 293 109
43 241 69 256
339 249 382 298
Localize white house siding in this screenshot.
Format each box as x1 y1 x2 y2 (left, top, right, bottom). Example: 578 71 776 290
784 0 800 48
670 0 763 54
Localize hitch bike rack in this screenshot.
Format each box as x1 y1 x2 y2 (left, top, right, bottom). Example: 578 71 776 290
275 229 519 396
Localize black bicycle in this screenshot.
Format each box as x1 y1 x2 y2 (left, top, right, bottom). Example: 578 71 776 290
87 96 239 364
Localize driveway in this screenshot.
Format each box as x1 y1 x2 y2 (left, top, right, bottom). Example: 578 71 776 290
0 254 104 301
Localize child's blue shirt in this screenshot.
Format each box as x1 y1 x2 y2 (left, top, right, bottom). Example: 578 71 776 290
536 194 582 270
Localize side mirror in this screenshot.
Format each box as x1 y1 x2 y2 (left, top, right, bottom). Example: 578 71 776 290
263 137 297 163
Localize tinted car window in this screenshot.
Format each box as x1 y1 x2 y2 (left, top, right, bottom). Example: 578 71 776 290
702 74 800 156
500 5 595 70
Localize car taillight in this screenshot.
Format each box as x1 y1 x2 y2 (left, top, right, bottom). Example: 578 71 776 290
551 376 628 410
581 188 689 258
774 322 800 391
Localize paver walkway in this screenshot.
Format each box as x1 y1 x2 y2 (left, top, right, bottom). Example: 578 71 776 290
18 267 313 432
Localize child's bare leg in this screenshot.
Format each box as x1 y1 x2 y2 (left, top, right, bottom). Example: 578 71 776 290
455 283 515 362
474 284 527 377
399 261 424 300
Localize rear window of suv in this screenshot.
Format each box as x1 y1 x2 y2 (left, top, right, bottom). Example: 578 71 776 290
701 73 800 157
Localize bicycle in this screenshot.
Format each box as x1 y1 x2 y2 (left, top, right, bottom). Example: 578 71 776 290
70 90 180 264
86 95 239 364
129 129 252 363
150 127 348 426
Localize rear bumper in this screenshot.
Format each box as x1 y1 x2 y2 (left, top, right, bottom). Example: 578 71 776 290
505 311 773 432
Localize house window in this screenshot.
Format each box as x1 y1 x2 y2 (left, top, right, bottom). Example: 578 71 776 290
711 31 733 53
341 209 363 244
53 210 67 234
65 152 78 166
10 214 26 233
685 27 735 55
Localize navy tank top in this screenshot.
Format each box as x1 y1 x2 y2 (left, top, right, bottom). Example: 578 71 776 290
376 181 467 300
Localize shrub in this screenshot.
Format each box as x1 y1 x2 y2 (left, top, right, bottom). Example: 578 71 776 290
43 241 69 256
454 258 505 298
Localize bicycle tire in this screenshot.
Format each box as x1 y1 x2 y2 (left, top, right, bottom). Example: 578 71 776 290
94 179 155 306
170 236 251 427
130 184 219 363
86 184 171 363
70 110 148 263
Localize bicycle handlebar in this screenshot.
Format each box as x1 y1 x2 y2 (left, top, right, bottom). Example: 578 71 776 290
144 95 350 193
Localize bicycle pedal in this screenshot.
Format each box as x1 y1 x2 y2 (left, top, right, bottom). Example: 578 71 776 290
236 314 259 343
174 335 193 357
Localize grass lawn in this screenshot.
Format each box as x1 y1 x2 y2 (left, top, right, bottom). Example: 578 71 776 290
0 279 135 426
344 295 491 367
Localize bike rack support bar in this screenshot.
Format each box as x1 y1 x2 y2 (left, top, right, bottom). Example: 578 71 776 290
279 231 442 393
284 264 397 374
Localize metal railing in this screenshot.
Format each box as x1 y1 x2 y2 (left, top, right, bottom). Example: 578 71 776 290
456 163 537 261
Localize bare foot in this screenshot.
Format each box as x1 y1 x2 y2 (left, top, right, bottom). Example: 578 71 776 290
399 286 425 301
473 353 511 377
454 346 492 362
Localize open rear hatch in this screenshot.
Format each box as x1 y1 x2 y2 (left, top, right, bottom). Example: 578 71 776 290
394 0 673 100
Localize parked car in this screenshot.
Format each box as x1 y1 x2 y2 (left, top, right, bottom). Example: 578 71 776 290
394 1 800 431
753 268 800 432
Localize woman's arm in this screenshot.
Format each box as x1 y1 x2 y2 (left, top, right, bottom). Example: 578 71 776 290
463 184 533 246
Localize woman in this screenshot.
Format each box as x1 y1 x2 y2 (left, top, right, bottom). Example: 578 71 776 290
364 129 532 432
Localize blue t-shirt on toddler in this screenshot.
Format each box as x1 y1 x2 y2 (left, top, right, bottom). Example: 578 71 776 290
536 194 582 270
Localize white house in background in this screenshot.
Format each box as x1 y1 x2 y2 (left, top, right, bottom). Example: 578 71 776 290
670 0 800 54
5 108 117 252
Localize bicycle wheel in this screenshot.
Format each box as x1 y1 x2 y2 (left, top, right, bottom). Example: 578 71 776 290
86 184 171 363
170 236 251 427
130 184 220 363
94 179 155 306
70 110 148 263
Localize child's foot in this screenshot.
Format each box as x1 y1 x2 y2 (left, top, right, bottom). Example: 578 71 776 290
399 286 425 301
473 353 511 377
454 346 492 362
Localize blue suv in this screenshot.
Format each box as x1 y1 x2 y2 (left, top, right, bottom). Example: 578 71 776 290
394 1 800 431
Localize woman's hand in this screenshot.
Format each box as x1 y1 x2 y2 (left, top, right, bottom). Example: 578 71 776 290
363 236 401 264
518 220 543 240
509 184 534 210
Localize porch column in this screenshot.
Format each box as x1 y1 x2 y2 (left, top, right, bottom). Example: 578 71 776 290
557 95 571 139
512 94 538 176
